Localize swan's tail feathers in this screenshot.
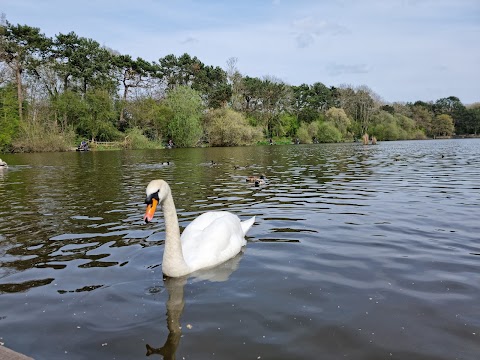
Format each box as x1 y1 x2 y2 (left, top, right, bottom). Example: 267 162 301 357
241 216 256 236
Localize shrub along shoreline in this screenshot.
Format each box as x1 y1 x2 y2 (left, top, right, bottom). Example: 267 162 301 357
2 21 479 154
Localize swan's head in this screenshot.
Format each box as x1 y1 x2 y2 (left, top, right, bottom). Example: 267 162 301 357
144 179 170 223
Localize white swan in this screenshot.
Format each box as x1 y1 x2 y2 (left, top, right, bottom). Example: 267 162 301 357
143 179 256 277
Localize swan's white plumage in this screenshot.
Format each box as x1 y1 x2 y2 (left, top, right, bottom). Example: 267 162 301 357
144 179 255 277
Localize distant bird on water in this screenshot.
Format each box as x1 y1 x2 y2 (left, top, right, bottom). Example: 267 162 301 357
246 174 265 183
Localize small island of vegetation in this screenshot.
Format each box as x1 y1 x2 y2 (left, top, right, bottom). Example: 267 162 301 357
1 17 479 153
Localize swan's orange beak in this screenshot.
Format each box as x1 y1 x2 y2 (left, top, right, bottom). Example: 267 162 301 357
144 198 158 223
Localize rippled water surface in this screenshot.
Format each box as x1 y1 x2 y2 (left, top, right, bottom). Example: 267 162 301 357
1 139 479 360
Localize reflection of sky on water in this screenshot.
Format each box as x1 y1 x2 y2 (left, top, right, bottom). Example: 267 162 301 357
1 140 480 359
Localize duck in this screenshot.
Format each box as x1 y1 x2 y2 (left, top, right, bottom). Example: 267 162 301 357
254 179 265 187
162 161 170 165
0 159 7 167
246 174 265 183
143 179 256 278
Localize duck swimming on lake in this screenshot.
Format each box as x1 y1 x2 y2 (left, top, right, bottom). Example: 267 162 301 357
143 179 256 277
254 179 265 187
246 174 265 183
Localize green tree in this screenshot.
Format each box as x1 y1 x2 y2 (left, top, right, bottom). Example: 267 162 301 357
0 83 19 150
164 86 203 147
239 76 290 136
464 104 480 135
291 82 333 123
192 65 231 108
112 54 155 129
325 107 351 139
53 32 115 94
51 89 85 131
410 104 434 136
316 122 342 143
0 21 51 121
434 96 466 133
336 85 378 136
126 97 173 141
275 113 299 138
203 108 262 146
157 53 197 89
241 76 263 112
79 88 118 141
291 84 317 123
431 114 454 137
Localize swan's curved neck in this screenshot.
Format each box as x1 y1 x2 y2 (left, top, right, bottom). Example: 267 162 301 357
161 192 190 277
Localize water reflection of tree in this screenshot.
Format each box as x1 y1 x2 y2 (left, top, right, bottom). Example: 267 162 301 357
145 252 244 359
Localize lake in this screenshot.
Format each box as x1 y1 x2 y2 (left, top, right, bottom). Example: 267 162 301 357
0 139 479 360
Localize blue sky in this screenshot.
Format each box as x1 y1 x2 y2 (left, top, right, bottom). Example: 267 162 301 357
2 0 479 104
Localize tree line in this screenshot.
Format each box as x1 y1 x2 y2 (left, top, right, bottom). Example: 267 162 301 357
1 17 479 152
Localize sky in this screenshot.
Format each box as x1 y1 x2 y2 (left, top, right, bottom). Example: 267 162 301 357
2 0 480 104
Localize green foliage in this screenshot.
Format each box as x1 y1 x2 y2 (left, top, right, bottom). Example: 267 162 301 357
381 105 395 114
12 121 75 152
123 127 162 149
325 107 351 139
371 122 401 140
164 86 204 147
464 105 480 134
291 82 333 122
274 113 299 137
370 111 402 140
257 137 293 145
0 84 19 151
125 98 173 140
296 123 310 143
51 90 85 130
395 114 416 133
316 122 342 143
157 53 231 108
203 108 263 146
79 89 119 141
368 110 426 140
1 19 476 152
297 121 340 143
53 32 116 94
1 22 52 121
432 114 454 137
410 105 433 135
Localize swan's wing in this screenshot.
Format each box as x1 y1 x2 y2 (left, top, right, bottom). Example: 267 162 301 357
181 211 246 270
181 211 230 235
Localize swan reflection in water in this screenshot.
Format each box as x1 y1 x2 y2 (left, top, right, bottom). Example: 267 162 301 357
145 250 245 359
